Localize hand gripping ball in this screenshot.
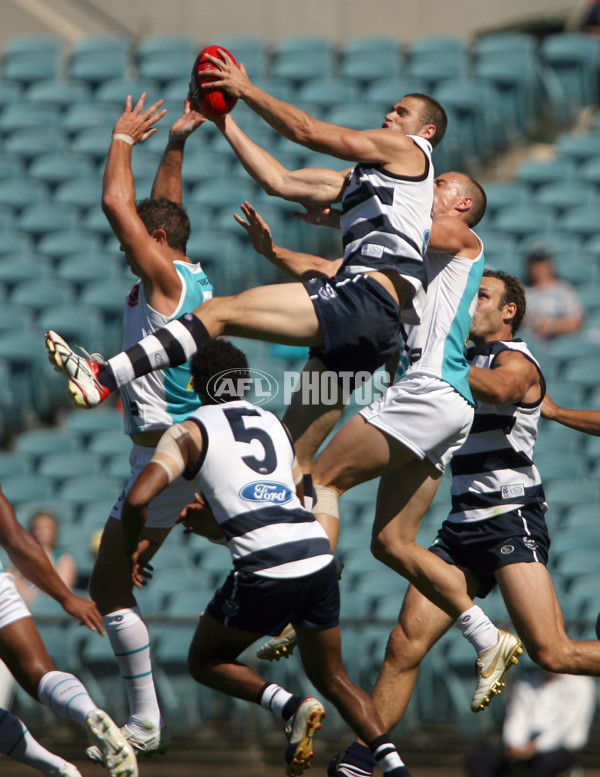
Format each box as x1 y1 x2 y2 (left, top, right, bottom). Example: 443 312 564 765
189 45 239 118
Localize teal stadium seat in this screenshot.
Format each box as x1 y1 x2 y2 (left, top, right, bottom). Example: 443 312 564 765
0 82 22 107
17 203 80 238
215 34 269 69
473 32 537 61
2 475 54 505
558 204 600 240
37 305 105 357
409 35 467 59
296 79 360 112
4 127 66 162
64 406 124 443
534 181 598 215
29 153 96 186
24 79 92 109
136 33 198 60
57 475 127 508
270 53 333 87
481 182 530 221
69 50 131 89
72 127 115 161
325 102 385 131
0 256 51 291
55 252 121 290
0 103 61 134
519 230 581 257
473 59 537 140
62 102 121 134
95 77 162 106
556 131 600 166
1 51 59 86
11 278 75 312
492 204 554 240
54 180 101 211
38 230 104 261
0 451 33 478
579 155 600 188
338 50 402 89
540 33 600 121
38 451 103 487
405 53 467 94
0 154 24 181
433 79 492 163
137 51 193 86
364 77 429 107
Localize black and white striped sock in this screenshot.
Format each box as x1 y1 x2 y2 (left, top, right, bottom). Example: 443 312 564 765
367 735 411 776
99 314 210 390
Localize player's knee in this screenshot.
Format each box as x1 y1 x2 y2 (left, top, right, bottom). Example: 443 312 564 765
527 642 571 673
371 532 409 571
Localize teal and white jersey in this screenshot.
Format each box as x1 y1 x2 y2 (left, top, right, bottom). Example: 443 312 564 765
121 260 213 434
395 235 484 404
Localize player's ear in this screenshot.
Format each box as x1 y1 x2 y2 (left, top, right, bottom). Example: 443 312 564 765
153 228 168 245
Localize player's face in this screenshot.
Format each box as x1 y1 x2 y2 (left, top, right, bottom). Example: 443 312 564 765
470 277 508 341
432 174 465 217
382 96 425 134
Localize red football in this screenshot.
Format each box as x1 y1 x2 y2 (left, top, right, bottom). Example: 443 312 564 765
189 45 238 118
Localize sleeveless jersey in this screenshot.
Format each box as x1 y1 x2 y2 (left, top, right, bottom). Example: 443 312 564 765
340 135 434 325
395 236 485 405
120 260 213 434
187 399 332 579
448 339 547 523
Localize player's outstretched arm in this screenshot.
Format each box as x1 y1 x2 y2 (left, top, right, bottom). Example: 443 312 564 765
217 113 348 204
0 488 104 633
203 49 415 166
235 202 342 280
542 394 600 435
151 99 205 203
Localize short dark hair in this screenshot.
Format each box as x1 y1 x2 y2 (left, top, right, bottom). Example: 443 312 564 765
191 339 249 404
136 197 190 253
483 269 527 335
406 93 448 147
462 176 487 227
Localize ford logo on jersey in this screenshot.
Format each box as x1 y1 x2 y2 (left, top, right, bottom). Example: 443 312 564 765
240 481 293 504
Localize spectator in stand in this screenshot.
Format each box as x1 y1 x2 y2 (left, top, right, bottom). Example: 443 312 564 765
466 669 596 777
523 249 584 342
12 511 77 607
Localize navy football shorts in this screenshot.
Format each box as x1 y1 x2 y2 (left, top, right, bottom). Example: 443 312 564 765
304 269 402 387
206 559 340 636
429 504 550 598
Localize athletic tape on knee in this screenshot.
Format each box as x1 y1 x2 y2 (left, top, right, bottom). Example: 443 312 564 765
312 485 340 520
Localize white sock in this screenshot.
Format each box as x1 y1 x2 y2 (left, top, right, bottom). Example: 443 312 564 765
259 683 293 716
455 605 499 655
37 670 97 726
0 706 67 773
104 607 161 732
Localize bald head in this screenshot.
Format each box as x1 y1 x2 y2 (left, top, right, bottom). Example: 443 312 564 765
433 172 487 226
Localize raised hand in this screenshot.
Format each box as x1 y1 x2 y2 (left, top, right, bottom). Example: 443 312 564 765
234 201 275 258
112 93 168 144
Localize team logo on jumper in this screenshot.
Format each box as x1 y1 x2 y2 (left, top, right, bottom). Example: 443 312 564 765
206 368 279 406
240 481 293 504
501 484 525 499
500 545 514 555
523 537 538 551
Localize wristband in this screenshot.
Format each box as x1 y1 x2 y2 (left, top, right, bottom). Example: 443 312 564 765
112 133 135 146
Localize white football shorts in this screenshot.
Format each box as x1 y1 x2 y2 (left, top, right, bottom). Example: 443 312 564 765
359 373 474 472
110 442 199 529
0 572 31 630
